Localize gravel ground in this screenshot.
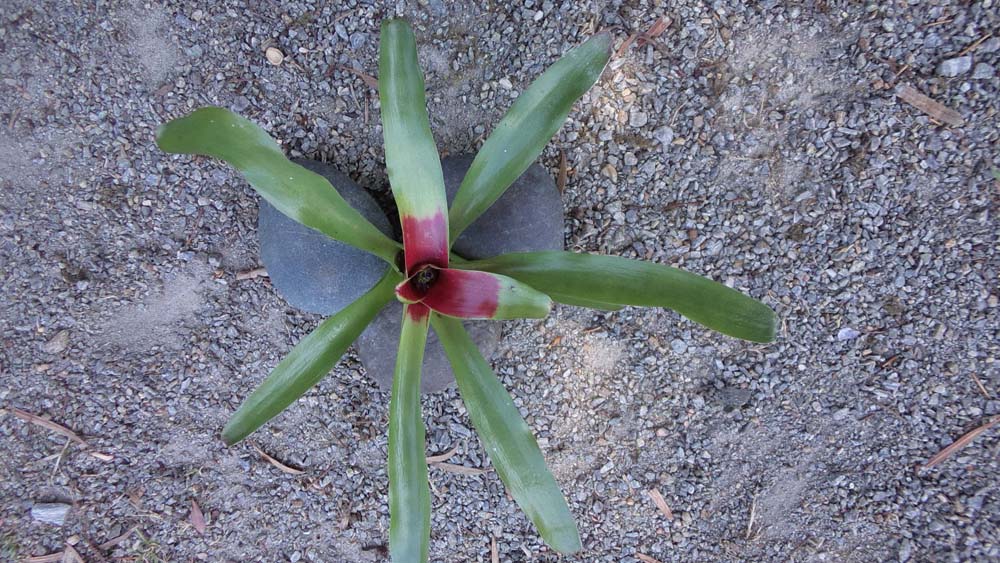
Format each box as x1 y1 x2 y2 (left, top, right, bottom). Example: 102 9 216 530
2 1 999 562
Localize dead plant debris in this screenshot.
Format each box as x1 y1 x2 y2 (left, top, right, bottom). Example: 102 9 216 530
895 84 965 127
920 415 1000 471
251 443 305 475
190 499 207 535
647 488 674 521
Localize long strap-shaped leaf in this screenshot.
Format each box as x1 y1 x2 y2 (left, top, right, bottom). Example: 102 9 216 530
432 314 581 554
222 269 401 445
379 19 449 272
448 32 611 242
157 107 401 264
389 303 432 563
464 251 778 343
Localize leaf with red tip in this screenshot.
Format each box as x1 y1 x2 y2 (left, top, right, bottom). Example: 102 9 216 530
395 267 551 320
379 19 449 272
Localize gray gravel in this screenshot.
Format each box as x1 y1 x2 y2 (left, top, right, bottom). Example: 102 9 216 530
2 1 998 562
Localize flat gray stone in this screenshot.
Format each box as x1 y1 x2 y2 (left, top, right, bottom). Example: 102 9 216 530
972 63 994 80
937 56 973 77
356 155 564 393
443 154 565 259
31 502 71 526
258 159 393 315
356 302 502 394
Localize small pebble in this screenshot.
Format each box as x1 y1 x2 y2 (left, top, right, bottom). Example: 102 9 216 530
837 327 861 341
937 56 972 77
31 503 71 526
265 46 284 65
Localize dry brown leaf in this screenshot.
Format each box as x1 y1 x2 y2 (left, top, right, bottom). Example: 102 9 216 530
557 150 568 193
235 267 268 281
432 462 489 476
896 84 965 127
637 554 663 563
426 445 459 464
251 443 305 475
190 499 207 535
921 415 1000 471
648 488 674 521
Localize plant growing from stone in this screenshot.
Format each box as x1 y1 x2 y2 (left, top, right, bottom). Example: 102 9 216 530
156 19 777 563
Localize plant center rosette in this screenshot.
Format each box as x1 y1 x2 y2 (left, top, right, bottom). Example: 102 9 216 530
393 239 551 323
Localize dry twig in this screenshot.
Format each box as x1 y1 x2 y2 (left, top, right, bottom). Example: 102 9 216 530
895 84 965 127
251 443 305 475
426 445 459 464
337 64 379 90
97 525 138 550
431 462 489 476
557 149 568 193
6 407 114 461
921 415 1000 471
235 267 268 281
9 407 88 445
746 495 758 540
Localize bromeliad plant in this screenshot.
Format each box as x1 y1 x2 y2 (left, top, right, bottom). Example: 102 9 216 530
157 19 776 562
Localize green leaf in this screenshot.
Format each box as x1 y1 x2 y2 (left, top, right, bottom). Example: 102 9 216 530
379 19 449 272
545 291 624 312
156 107 401 265
448 32 611 241
464 251 778 343
221 269 401 445
431 314 581 554
389 304 432 563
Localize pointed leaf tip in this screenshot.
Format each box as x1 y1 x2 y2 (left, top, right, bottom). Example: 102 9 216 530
156 107 400 264
221 269 400 445
448 32 612 241
465 251 777 343
432 315 581 553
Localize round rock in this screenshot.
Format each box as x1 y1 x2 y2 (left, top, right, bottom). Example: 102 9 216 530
444 154 565 259
258 159 393 315
356 154 564 394
356 303 502 394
